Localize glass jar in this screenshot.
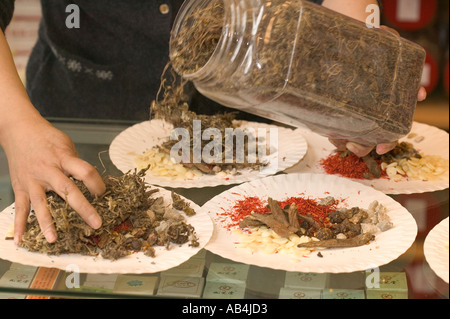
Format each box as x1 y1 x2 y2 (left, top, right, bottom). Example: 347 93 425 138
169 0 426 146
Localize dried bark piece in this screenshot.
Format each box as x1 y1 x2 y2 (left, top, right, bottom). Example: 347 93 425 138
287 203 300 232
268 197 289 227
248 213 296 238
362 155 381 178
297 233 374 248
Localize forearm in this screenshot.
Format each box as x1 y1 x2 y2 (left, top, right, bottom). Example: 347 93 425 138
0 31 43 147
322 0 379 22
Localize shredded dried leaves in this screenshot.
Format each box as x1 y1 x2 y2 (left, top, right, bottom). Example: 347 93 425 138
19 169 199 260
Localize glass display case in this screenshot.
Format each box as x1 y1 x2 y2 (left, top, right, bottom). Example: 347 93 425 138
0 119 448 300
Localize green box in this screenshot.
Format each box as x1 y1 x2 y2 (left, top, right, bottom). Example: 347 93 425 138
278 287 322 299
365 272 408 292
202 281 246 299
284 272 328 290
206 262 250 284
160 258 205 278
322 289 365 299
113 274 159 296
157 275 204 298
366 290 408 299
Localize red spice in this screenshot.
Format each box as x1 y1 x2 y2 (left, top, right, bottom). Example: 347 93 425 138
320 152 371 179
277 196 339 227
219 195 339 229
114 221 132 233
219 196 269 229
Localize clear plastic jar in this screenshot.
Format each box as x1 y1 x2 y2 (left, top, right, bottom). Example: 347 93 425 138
170 0 426 146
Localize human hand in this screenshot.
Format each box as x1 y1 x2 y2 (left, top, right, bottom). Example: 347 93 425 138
1 116 105 244
328 139 397 157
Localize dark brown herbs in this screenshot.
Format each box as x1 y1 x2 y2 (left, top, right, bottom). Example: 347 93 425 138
19 169 199 260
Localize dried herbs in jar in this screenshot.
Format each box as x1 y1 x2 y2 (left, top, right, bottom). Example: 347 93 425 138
170 0 426 146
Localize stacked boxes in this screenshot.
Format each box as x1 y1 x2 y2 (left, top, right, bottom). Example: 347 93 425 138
279 272 328 299
202 262 249 299
365 272 409 299
156 250 207 298
0 263 37 299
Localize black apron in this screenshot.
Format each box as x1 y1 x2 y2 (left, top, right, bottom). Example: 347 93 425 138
25 0 324 122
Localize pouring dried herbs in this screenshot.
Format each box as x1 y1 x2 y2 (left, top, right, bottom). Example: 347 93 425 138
169 0 426 146
19 169 199 260
150 63 267 175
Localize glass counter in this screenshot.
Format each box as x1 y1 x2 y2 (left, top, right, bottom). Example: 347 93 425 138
0 119 448 300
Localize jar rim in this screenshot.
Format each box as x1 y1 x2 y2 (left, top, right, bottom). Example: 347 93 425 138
169 0 227 80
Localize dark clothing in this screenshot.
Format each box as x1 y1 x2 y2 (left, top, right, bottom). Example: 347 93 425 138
1 0 325 122
0 0 14 32
27 1 185 121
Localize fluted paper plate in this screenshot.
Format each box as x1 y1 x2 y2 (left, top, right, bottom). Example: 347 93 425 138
0 188 213 274
285 122 449 194
109 119 307 188
424 217 449 283
202 173 418 273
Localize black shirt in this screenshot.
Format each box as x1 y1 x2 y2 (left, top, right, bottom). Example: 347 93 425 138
1 0 325 122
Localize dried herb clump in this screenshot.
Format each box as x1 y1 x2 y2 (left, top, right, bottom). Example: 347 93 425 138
19 169 199 260
151 65 267 175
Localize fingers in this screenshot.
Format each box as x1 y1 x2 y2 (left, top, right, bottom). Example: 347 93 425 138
417 86 427 102
375 142 397 155
61 156 106 197
13 191 30 245
48 167 102 230
28 184 58 243
345 142 373 157
13 163 103 245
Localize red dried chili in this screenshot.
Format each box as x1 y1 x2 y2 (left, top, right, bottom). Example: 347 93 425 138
320 152 370 179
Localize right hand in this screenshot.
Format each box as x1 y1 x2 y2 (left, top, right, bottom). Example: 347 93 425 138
2 116 105 244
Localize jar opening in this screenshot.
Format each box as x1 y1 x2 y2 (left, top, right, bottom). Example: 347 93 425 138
170 0 225 78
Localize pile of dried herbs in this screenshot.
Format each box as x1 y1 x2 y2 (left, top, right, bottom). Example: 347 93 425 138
151 65 267 175
169 0 425 146
19 169 199 260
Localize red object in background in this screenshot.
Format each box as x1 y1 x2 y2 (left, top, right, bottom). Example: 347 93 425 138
382 0 438 31
444 61 449 95
420 50 440 95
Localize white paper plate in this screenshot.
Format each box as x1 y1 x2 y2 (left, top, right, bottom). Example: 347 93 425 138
285 122 449 194
202 173 418 273
424 217 449 283
0 188 213 274
109 119 307 188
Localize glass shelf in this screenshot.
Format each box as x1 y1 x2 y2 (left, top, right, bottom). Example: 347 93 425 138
0 119 448 300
